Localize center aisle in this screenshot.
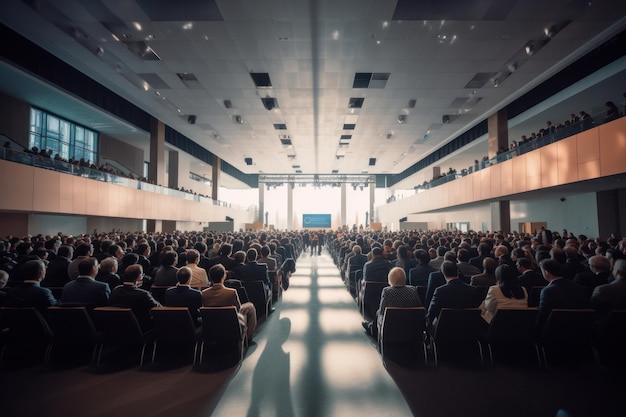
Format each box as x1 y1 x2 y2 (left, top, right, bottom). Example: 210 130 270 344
210 250 412 417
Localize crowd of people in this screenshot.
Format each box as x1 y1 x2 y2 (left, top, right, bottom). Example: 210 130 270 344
0 230 302 358
326 228 626 356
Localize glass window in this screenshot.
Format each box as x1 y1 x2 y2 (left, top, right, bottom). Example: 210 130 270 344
29 107 98 162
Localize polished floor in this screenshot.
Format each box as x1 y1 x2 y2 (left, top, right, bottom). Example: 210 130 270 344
1 251 626 417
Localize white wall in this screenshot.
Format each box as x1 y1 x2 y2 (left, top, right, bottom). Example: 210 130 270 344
510 192 599 238
28 214 87 236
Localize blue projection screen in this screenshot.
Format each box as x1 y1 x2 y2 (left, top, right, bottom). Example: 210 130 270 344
302 214 331 228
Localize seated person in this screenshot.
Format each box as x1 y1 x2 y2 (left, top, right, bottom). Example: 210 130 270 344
110 264 162 332
61 257 110 307
95 256 120 291
369 267 421 336
202 264 257 342
480 264 528 324
3 259 57 314
153 251 179 286
164 266 202 324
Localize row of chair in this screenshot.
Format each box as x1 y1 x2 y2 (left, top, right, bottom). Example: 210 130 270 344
0 305 246 371
377 306 626 370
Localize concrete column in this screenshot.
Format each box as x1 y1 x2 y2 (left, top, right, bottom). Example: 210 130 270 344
212 155 220 201
490 200 511 233
258 183 265 223
597 188 626 239
432 166 441 180
369 180 375 225
149 117 166 186
167 151 178 189
341 183 347 228
488 109 509 159
287 183 293 229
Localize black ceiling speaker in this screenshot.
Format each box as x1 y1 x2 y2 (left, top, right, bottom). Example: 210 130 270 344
369 157 376 166
399 217 407 223
187 115 196 124
442 114 450 124
225 216 234 221
244 157 253 165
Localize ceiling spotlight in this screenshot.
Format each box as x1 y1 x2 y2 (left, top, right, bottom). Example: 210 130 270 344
223 99 232 108
525 42 535 56
544 25 556 38
507 61 517 73
397 114 406 124
493 78 500 87
234 115 244 124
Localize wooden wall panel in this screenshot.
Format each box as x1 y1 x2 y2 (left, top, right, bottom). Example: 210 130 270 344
525 152 541 191
557 136 578 184
540 146 558 188
500 159 513 196
599 117 626 177
512 155 527 193
72 176 88 214
3 162 34 210
577 128 599 164
490 164 502 198
33 169 60 212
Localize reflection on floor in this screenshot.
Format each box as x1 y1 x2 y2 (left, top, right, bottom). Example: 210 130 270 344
211 251 412 417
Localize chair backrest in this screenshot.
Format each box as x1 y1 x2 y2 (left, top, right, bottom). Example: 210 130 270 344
600 310 626 346
241 280 268 318
150 307 198 344
92 307 145 345
1 307 52 342
150 285 174 305
361 281 388 323
528 286 545 307
540 308 596 346
415 286 427 305
433 308 484 343
47 306 98 346
199 306 243 344
380 307 426 344
487 308 538 345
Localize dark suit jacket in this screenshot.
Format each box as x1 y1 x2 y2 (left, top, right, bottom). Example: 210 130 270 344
42 257 71 287
232 262 269 286
518 270 548 294
349 253 368 273
408 264 435 286
95 271 120 291
4 282 58 314
590 279 626 314
424 271 446 308
61 277 110 307
363 257 391 283
153 265 179 286
110 284 162 331
470 272 496 287
164 285 202 321
537 278 590 329
426 279 482 328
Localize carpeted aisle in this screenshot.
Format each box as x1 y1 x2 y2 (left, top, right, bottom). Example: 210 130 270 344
210 250 412 417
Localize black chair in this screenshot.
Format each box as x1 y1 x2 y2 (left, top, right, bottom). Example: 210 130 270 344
485 308 540 367
537 308 599 370
378 307 428 368
198 306 245 369
225 279 250 304
47 306 100 365
431 308 485 367
150 307 201 365
415 286 427 305
241 280 270 320
528 286 545 307
596 310 626 367
91 307 155 368
360 281 388 324
150 285 174 305
347 269 362 298
0 307 53 367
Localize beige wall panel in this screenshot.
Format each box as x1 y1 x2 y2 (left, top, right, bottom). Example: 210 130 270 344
578 160 601 180
576 129 599 164
480 169 491 200
512 155 527 193
540 146 558 188
107 185 121 218
557 136 578 184
72 176 88 214
59 174 74 203
1 162 34 210
489 164 501 198
96 181 110 216
472 173 482 202
599 117 626 177
525 151 541 190
500 159 513 196
33 169 60 212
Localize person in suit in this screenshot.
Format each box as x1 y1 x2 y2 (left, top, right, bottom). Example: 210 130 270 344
257 245 277 271
185 249 209 288
348 245 368 276
480 265 528 324
358 247 391 307
233 248 271 297
209 243 237 271
67 243 93 280
426 261 483 331
469 242 492 271
573 255 611 298
516 257 548 293
136 243 152 278
373 267 421 335
60 257 110 307
424 251 458 307
41 244 73 288
457 248 481 278
537 259 589 330
408 249 435 286
164 266 202 324
202 264 256 341
590 258 626 315
95 256 120 291
110 264 162 332
3 259 57 314
153 251 179 286
470 257 497 287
